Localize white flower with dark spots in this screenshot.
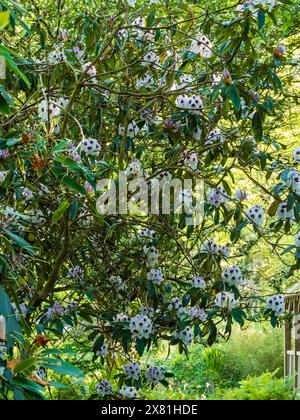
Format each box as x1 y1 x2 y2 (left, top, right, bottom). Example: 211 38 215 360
145 366 164 384
123 361 141 380
266 294 285 317
129 314 153 339
96 379 112 396
222 266 244 287
190 35 213 58
246 205 265 226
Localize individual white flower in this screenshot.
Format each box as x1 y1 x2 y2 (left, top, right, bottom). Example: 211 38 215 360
119 386 138 399
0 171 8 184
294 231 300 247
96 344 108 357
133 16 145 27
175 326 194 346
286 170 300 195
126 159 143 177
176 94 203 115
168 297 182 311
79 138 101 156
235 189 247 201
178 74 195 90
119 121 140 138
54 123 61 134
193 127 202 141
132 16 145 39
73 46 84 60
143 31 155 42
187 95 203 114
215 292 238 309
205 129 224 145
143 245 159 267
123 361 141 380
136 74 155 89
276 201 295 221
176 94 189 110
38 99 61 121
138 228 156 242
127 0 137 6
82 62 97 78
188 306 207 321
46 302 64 319
114 313 130 322
140 109 161 125
266 294 285 317
145 366 164 384
222 266 244 287
190 276 206 289
96 380 112 396
110 275 126 291
190 35 213 59
219 245 230 258
184 152 198 171
129 314 153 339
237 0 254 11
202 239 219 255
0 150 10 160
49 50 66 64
56 97 69 110
293 147 300 163
118 29 129 39
38 183 50 196
70 150 81 162
176 306 188 320
207 186 228 207
147 268 164 285
142 51 158 66
239 0 280 13
140 306 154 318
35 367 47 382
246 205 265 226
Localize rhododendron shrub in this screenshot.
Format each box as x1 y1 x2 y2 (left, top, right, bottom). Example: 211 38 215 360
0 0 299 400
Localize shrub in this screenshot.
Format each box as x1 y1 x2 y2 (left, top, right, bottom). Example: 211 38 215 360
213 371 295 400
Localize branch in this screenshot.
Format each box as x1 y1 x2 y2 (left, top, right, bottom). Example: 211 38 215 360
32 212 70 307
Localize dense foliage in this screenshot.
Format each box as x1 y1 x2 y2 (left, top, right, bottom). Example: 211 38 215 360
0 0 300 400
